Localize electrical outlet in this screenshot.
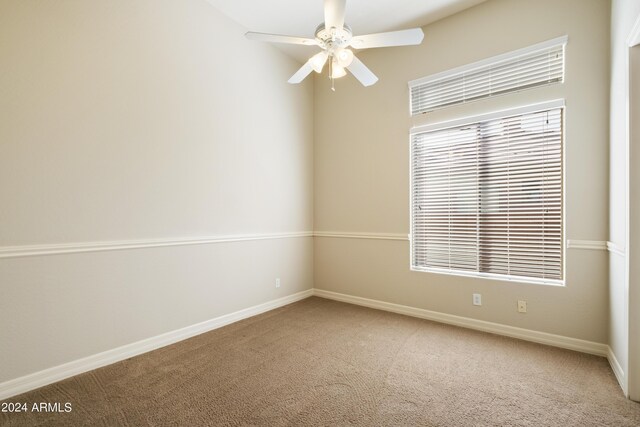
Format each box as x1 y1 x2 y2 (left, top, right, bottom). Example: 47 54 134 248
275 278 281 288
473 293 482 306
518 300 527 313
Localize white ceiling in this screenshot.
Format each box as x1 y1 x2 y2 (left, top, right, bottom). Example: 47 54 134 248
206 0 486 62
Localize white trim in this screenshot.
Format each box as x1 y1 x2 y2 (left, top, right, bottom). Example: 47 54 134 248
7 233 615 258
627 15 640 401
313 231 408 241
1 288 627 400
410 103 566 286
313 289 608 356
314 235 613 257
607 241 626 257
315 292 629 395
0 232 313 259
561 106 567 283
625 36 632 402
408 35 568 88
410 265 564 287
566 239 608 251
628 14 640 47
0 289 313 400
410 99 565 135
608 346 628 396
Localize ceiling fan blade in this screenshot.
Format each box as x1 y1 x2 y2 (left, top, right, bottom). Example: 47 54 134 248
346 55 378 87
350 28 424 49
245 32 318 46
324 0 346 30
288 61 315 84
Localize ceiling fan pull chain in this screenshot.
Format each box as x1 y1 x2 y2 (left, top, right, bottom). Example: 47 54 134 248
330 58 336 91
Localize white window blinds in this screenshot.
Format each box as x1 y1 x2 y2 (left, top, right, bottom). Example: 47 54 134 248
409 36 566 115
410 103 563 284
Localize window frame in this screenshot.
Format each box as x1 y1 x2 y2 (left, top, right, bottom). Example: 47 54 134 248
409 99 566 286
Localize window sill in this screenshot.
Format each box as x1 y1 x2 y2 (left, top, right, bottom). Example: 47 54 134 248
410 265 565 287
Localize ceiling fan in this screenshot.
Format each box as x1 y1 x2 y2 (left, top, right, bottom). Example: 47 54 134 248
245 0 424 90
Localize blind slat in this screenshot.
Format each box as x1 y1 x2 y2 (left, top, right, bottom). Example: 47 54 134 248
411 107 564 283
410 41 566 115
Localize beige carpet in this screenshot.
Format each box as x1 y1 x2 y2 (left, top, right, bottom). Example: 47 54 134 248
2 297 639 426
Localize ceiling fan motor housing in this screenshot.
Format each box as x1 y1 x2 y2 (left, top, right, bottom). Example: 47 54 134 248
315 23 352 52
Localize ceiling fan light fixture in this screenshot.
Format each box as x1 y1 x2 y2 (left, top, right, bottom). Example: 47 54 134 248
335 49 354 67
331 61 347 78
310 51 329 73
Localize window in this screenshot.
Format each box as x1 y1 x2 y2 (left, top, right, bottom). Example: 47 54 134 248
409 36 566 115
410 101 564 285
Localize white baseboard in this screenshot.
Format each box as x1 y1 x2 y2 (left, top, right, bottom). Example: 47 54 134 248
313 289 609 356
1 287 626 400
313 289 634 393
0 289 313 401
607 346 628 396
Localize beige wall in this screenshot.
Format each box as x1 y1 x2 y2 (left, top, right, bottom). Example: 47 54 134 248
0 0 314 383
314 0 611 343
